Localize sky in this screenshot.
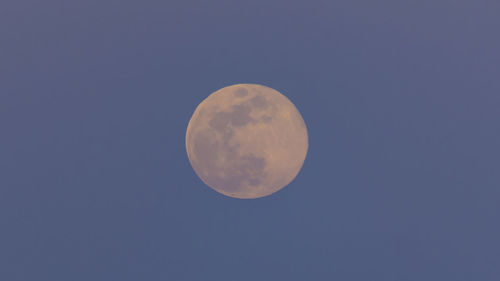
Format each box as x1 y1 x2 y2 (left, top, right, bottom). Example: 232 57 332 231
1 0 499 280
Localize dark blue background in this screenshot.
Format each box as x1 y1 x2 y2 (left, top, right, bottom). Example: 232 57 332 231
1 0 499 280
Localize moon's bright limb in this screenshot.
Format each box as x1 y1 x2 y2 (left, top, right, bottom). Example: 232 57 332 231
186 84 308 199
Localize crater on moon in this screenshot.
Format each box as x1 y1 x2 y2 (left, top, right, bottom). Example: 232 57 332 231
186 84 308 199
234 87 249 97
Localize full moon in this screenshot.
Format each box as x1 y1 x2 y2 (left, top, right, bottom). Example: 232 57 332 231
186 84 308 199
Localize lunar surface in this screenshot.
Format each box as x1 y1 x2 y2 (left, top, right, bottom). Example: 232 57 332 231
186 84 308 199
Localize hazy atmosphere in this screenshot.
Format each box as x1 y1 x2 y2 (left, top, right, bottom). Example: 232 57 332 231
1 0 499 280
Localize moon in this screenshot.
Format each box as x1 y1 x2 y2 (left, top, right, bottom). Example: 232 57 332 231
185 84 308 199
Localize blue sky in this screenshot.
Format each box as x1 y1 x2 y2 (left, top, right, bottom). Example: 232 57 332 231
1 0 499 280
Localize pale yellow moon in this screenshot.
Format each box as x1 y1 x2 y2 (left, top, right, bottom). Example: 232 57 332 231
185 84 308 199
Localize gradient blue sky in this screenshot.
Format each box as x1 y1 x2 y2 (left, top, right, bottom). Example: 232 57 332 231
1 0 499 280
